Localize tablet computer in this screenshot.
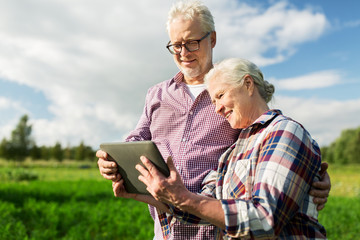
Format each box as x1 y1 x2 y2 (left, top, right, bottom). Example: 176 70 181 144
100 141 170 195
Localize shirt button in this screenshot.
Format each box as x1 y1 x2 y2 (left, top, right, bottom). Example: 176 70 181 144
189 111 193 115
182 138 187 142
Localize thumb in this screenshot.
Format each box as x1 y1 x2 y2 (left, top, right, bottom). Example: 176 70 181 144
166 156 176 171
319 162 329 177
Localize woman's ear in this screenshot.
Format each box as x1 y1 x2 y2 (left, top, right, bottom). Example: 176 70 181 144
244 75 255 95
211 31 216 48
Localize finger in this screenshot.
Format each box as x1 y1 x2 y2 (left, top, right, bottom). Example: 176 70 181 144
113 179 124 197
309 188 329 198
166 156 176 171
98 158 117 169
100 165 117 174
311 180 330 191
140 156 158 176
96 150 108 159
136 163 151 179
313 196 327 204
102 173 119 181
317 203 325 211
138 174 152 190
319 162 329 176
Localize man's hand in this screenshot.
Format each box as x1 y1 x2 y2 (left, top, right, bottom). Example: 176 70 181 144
96 149 121 181
310 162 331 211
112 179 136 199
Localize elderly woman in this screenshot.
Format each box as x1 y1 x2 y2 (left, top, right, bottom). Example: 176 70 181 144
114 58 327 239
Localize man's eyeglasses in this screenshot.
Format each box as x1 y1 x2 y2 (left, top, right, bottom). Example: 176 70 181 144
166 32 211 55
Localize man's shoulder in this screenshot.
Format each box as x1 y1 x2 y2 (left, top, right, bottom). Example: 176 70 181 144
147 72 183 93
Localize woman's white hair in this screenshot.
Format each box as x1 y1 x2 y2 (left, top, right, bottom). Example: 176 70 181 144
166 0 215 33
205 58 275 103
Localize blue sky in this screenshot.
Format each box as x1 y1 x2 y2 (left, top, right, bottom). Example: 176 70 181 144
0 0 359 149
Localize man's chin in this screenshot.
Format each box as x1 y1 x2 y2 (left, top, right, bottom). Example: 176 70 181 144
181 68 202 79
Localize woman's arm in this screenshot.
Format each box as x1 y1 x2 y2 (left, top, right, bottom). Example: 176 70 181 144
219 120 322 238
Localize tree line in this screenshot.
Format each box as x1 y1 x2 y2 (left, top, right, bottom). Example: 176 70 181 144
321 126 360 164
0 115 96 162
1 115 359 164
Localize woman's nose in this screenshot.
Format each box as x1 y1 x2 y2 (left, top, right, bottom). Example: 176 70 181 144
215 103 224 115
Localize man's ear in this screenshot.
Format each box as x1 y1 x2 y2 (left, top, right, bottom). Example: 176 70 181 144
211 31 216 48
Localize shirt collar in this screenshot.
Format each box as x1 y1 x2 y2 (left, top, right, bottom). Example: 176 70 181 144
251 109 282 127
173 71 184 85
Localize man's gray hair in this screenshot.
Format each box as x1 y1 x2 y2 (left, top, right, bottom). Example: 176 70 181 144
166 0 215 33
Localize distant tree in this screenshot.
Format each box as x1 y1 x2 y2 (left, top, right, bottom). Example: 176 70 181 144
63 144 74 160
8 115 35 161
0 115 97 162
322 126 360 164
74 141 86 160
40 145 50 160
0 138 11 159
74 141 96 161
51 142 63 162
29 144 41 160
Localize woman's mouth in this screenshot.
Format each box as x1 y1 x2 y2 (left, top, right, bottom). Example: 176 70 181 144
225 111 232 119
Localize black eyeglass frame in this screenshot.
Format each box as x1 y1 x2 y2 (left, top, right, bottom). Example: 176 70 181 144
166 32 211 55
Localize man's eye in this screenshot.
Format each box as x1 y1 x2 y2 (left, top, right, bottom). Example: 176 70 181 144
186 41 197 47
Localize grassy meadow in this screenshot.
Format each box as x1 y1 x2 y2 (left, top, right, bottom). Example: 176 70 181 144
0 159 359 239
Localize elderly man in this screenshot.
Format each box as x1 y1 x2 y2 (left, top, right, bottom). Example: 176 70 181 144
97 1 331 239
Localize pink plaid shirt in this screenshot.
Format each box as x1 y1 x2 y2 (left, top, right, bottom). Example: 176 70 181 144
126 72 240 239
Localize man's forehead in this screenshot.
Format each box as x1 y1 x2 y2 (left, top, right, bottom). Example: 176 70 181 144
168 17 203 40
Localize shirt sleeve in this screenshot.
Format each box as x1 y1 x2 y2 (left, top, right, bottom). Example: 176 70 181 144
125 87 154 142
221 119 322 239
165 169 218 226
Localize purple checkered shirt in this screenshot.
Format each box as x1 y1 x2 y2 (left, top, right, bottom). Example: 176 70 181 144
125 71 240 239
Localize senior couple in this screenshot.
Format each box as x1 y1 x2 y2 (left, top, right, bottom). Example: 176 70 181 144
97 1 329 239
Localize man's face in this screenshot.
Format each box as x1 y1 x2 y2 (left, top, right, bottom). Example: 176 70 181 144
168 17 216 83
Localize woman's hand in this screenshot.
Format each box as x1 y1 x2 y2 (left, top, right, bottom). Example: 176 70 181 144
136 156 190 207
112 178 170 213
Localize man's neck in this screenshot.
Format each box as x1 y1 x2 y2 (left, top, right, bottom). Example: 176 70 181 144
183 72 206 85
184 78 205 85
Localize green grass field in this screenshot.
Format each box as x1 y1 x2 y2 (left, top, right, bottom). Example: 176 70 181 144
0 160 359 239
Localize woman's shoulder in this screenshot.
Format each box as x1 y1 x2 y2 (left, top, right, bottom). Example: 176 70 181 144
267 113 320 150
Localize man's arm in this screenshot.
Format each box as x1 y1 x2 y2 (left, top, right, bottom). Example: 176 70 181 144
97 87 154 181
310 162 331 211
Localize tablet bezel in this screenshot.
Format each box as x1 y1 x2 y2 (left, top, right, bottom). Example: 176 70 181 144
100 141 169 195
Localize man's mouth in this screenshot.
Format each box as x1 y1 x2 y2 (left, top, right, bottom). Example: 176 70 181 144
181 59 195 64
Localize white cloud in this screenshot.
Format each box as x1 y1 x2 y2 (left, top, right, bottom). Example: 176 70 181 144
269 96 360 147
0 96 29 140
0 96 27 112
344 19 360 28
212 0 329 65
0 0 333 148
271 70 342 90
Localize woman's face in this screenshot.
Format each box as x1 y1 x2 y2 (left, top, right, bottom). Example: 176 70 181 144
208 76 254 129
